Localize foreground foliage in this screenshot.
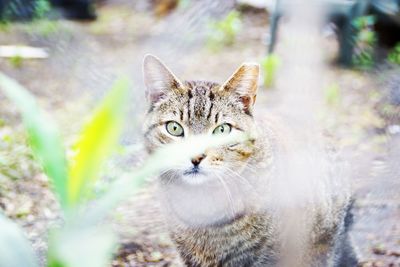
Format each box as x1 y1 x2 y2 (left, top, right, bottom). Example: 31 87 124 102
0 72 248 267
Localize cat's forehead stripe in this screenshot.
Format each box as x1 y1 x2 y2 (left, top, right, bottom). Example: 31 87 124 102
187 89 192 121
215 112 219 124
179 109 184 121
206 102 214 121
145 80 251 136
185 81 217 128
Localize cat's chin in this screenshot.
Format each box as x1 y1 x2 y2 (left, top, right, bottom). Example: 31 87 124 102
159 174 247 228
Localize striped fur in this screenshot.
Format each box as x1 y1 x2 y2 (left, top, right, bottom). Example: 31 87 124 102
172 213 279 267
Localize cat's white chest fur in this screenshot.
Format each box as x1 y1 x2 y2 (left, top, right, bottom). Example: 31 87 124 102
159 174 251 227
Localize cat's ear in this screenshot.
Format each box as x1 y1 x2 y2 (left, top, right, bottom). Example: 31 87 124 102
143 54 184 104
220 63 259 113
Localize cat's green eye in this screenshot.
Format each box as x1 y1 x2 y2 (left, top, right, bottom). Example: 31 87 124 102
166 121 184 136
213 123 231 135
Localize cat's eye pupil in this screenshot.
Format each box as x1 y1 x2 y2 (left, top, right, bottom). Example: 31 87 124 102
213 123 231 135
166 121 184 137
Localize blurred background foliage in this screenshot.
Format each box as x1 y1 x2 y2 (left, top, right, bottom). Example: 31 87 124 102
352 15 377 69
207 10 242 51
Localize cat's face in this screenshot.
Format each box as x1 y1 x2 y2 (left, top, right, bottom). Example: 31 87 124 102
142 55 260 186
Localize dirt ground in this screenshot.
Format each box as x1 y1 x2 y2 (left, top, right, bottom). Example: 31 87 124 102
0 2 399 266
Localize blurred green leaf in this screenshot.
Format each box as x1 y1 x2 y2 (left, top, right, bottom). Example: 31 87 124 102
352 16 377 70
0 72 68 209
48 226 116 267
34 0 51 19
67 77 130 206
0 21 10 32
352 15 376 29
325 83 341 106
388 42 400 65
207 10 242 51
261 54 281 88
9 55 23 68
0 213 39 267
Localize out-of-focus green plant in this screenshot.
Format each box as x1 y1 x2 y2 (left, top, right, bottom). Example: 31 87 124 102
325 83 341 106
352 15 377 69
24 20 60 37
0 20 10 32
0 72 69 209
207 10 242 51
34 0 51 19
68 78 129 206
261 54 281 88
388 42 400 65
0 72 250 267
0 72 130 267
0 0 50 21
9 55 23 68
0 0 58 39
0 213 39 267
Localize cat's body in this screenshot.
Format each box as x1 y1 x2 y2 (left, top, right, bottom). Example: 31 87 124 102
142 55 357 267
171 213 278 267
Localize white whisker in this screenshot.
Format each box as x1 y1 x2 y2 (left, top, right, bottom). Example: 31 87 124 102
214 172 236 218
221 166 255 190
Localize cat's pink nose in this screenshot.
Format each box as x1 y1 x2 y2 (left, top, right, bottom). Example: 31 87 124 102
191 154 206 166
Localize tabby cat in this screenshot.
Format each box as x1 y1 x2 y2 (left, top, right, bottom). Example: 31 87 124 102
142 54 357 267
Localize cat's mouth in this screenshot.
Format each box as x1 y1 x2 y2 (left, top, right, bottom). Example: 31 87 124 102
181 166 214 185
183 166 202 176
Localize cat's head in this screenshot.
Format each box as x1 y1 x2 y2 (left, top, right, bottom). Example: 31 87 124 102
142 54 260 186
